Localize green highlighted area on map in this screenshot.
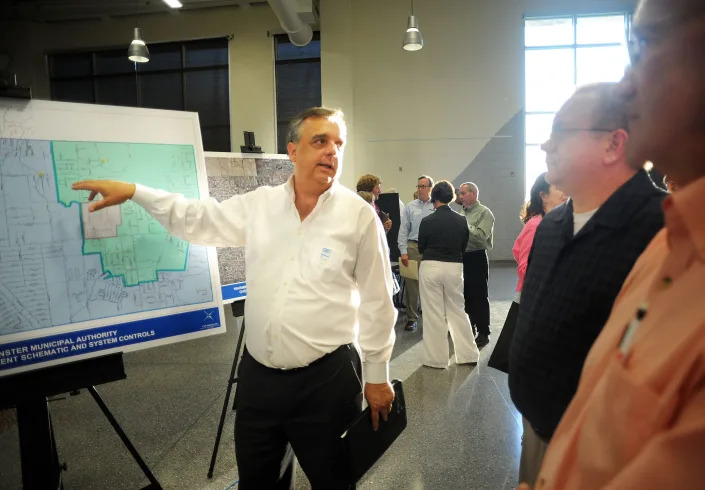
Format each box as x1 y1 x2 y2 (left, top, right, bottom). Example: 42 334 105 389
53 141 200 287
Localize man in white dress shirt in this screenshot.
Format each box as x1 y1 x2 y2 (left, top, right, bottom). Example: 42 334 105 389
72 107 397 489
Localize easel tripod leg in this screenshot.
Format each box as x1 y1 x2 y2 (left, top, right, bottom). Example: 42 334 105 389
16 397 62 489
87 386 162 489
207 317 246 479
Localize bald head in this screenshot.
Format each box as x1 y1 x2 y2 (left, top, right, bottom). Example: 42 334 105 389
573 84 628 134
460 182 478 195
457 182 478 207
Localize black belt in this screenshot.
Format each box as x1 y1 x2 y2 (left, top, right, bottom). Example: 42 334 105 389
408 240 418 243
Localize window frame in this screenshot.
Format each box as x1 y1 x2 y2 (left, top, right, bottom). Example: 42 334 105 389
523 13 631 198
47 37 231 152
274 31 322 154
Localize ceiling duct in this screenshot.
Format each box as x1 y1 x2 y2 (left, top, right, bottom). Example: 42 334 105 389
267 0 314 46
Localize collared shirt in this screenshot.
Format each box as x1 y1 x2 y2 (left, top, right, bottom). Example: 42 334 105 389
536 175 705 490
132 177 397 383
573 208 598 235
397 198 435 254
509 170 665 438
460 201 495 251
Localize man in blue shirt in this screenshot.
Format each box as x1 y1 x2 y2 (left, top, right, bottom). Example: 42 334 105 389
398 175 435 330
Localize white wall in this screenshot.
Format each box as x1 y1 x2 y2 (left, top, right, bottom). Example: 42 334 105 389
319 0 358 187
320 0 636 259
1 0 636 259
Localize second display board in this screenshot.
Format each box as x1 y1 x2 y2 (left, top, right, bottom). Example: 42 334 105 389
204 152 293 303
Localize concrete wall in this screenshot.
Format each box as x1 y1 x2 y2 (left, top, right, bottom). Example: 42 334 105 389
320 0 635 259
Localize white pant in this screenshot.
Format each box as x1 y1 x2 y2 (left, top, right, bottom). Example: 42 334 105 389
519 417 548 486
419 260 480 368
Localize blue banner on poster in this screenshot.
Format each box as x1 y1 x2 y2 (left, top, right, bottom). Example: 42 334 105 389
0 308 221 372
222 282 246 302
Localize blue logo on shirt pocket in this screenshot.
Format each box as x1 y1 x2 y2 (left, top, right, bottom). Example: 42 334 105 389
320 247 333 262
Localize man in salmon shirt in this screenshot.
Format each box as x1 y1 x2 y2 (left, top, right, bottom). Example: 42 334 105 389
521 0 705 488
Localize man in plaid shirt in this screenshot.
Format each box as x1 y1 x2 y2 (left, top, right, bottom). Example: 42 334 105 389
507 82 665 486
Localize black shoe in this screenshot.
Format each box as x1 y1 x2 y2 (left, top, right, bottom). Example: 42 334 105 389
475 334 490 349
405 321 417 331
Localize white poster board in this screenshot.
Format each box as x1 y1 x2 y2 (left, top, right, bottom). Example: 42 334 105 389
0 98 225 376
203 151 293 303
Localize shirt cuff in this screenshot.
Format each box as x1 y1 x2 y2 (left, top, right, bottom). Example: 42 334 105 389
399 247 408 255
363 362 390 384
131 183 158 207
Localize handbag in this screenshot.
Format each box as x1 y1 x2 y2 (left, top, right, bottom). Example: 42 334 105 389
487 301 519 373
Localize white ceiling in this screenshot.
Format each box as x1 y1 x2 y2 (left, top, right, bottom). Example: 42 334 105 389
1 0 270 23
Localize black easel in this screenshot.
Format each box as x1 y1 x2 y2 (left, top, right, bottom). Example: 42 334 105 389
207 300 246 479
0 353 162 489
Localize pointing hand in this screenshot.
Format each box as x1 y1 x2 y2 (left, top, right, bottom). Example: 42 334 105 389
71 180 136 212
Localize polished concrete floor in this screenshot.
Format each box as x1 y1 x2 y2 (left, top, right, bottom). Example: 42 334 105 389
0 264 520 489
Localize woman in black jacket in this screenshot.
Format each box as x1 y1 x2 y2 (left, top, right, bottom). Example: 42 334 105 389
418 181 480 368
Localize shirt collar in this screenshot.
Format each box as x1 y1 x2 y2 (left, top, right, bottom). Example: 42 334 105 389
285 176 295 201
664 175 705 260
285 175 338 204
544 170 664 230
464 201 479 211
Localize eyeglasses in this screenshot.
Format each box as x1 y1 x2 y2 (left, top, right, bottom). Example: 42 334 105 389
627 36 648 66
416 184 431 189
628 9 705 66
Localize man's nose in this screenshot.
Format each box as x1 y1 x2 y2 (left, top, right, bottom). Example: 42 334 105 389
325 141 339 157
319 143 336 162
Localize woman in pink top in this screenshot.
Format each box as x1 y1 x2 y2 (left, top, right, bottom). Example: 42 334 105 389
513 173 567 296
489 172 566 372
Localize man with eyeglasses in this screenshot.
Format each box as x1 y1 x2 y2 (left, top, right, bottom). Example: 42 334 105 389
508 82 665 487
519 1 705 488
456 182 495 348
398 175 435 331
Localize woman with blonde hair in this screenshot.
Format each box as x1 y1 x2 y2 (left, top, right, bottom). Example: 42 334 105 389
356 174 392 232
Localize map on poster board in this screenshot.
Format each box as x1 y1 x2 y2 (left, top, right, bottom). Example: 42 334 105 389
204 152 293 303
0 98 224 376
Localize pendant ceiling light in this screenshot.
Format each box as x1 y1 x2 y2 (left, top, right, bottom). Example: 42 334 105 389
128 27 150 63
403 0 423 51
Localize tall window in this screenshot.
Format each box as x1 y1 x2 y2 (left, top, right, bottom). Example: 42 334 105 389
48 38 231 152
524 15 630 197
274 32 321 154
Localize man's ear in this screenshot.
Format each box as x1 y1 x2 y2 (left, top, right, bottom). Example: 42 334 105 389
605 128 628 165
287 141 297 163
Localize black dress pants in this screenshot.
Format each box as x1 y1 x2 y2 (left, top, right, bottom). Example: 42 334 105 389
234 344 363 489
462 249 490 337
